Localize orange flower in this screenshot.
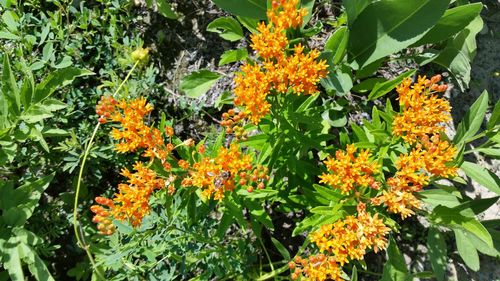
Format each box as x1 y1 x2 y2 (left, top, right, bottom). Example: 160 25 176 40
371 188 422 219
393 75 451 144
231 0 328 125
109 162 165 227
289 254 343 281
182 144 267 200
310 203 390 266
319 144 380 194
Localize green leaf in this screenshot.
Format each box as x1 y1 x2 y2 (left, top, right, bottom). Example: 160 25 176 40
420 188 461 208
156 0 178 19
0 30 19 40
351 266 358 281
454 229 480 271
20 105 53 123
271 237 290 260
2 10 18 32
324 26 349 64
21 110 48 126
3 241 25 281
381 237 409 281
351 78 386 93
430 205 493 248
53 56 73 69
454 90 489 144
461 161 500 195
33 68 94 104
368 69 416 100
433 16 483 90
180 70 221 98
41 98 67 111
342 0 371 26
113 220 134 235
207 17 244 42
348 0 449 68
212 0 268 19
219 48 248 66
236 16 260 33
487 98 500 130
2 55 20 117
414 3 482 46
27 251 55 281
427 228 447 281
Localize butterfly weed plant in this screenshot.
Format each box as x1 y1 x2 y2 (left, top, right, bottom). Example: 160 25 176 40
1 0 498 280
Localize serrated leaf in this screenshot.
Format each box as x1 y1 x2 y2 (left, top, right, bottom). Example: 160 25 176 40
180 70 221 98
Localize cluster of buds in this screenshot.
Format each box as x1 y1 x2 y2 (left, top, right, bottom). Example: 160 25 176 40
96 96 117 124
90 197 115 235
221 109 248 141
240 165 270 193
426 74 448 92
130 47 149 63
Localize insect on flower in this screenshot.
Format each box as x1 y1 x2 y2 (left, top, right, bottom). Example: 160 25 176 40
209 170 232 190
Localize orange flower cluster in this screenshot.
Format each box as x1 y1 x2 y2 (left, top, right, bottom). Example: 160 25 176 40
232 0 328 124
372 75 457 219
289 254 342 281
309 203 390 266
221 109 249 141
319 144 381 194
96 96 117 124
91 162 165 230
181 144 268 200
393 75 450 144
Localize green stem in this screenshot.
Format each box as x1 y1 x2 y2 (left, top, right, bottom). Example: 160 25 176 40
258 236 275 275
72 61 139 279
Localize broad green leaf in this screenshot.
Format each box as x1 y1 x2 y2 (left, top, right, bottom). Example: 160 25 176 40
454 229 480 271
420 188 461 208
433 16 483 90
207 17 244 42
342 0 372 26
271 237 290 260
348 0 449 68
381 237 409 281
212 0 268 19
430 205 493 247
324 26 349 64
461 161 500 195
42 128 69 137
454 91 489 144
219 48 248 66
156 0 178 19
237 16 259 33
180 70 221 98
473 146 500 157
427 228 446 281
2 10 18 32
33 68 94 104
414 3 482 46
53 56 73 69
351 78 386 93
368 69 416 100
